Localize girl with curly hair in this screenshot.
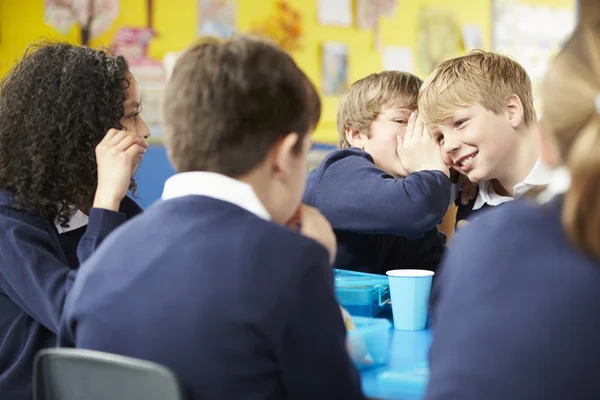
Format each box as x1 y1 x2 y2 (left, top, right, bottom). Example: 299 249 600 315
0 42 150 399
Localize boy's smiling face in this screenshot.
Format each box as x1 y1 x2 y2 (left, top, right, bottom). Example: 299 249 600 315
348 105 413 178
430 103 519 183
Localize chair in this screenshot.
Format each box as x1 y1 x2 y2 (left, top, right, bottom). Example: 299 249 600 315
34 348 187 400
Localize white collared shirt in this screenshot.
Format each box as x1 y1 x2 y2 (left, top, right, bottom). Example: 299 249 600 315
473 158 554 211
54 209 89 234
161 171 271 221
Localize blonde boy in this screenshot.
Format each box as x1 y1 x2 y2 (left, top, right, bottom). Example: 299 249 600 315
419 50 553 223
303 71 452 275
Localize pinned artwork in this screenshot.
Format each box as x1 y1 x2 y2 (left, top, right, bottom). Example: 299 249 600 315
44 0 120 45
198 0 236 39
317 0 352 27
113 27 165 128
383 46 414 73
492 0 576 114
357 0 398 48
417 7 464 74
250 0 303 53
462 24 483 52
322 42 349 96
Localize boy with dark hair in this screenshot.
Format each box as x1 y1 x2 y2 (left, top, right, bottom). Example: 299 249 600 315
60 36 364 400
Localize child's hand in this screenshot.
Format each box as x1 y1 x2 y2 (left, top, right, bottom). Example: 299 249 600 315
93 129 148 211
397 112 449 177
456 220 470 229
286 204 337 265
457 173 478 205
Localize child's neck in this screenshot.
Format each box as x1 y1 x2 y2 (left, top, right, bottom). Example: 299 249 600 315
493 125 539 197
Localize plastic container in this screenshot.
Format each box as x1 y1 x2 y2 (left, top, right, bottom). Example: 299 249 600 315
334 269 391 317
377 362 430 399
347 316 392 369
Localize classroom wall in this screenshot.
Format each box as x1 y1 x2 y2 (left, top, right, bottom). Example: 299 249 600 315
0 0 493 145
0 0 574 143
0 0 576 208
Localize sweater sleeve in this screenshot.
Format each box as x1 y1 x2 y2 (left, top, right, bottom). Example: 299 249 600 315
76 208 126 264
0 216 76 334
278 250 365 400
310 155 452 239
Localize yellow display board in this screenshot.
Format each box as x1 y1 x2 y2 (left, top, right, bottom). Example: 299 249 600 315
0 0 574 144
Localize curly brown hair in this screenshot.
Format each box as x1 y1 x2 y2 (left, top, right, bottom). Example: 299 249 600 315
0 42 134 226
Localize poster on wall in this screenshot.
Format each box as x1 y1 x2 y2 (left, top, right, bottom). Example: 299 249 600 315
198 0 236 39
492 0 576 115
417 7 464 75
44 0 120 45
317 0 352 27
113 27 166 130
357 0 397 29
322 42 349 96
383 46 414 73
250 0 303 52
462 24 483 51
357 0 379 29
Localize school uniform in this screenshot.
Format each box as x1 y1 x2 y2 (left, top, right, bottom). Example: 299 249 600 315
426 195 600 400
455 158 554 222
303 148 451 275
0 193 141 400
59 172 364 400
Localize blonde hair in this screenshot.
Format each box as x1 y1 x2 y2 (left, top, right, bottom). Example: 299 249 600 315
541 22 600 261
336 71 422 149
418 50 536 127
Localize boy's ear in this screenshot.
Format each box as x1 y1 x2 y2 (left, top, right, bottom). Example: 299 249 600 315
271 132 300 176
506 94 525 129
345 127 366 149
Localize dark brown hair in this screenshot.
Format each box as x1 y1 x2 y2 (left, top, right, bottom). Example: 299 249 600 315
163 35 321 176
0 42 131 226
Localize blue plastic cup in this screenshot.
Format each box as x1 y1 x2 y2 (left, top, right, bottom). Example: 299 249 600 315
386 269 434 331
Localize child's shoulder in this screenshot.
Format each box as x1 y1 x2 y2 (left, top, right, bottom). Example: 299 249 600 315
321 147 373 166
454 198 562 256
0 191 50 231
313 147 383 180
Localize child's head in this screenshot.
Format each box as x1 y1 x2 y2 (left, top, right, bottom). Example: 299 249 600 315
419 51 536 183
0 42 148 225
164 35 321 225
539 22 600 260
337 71 422 177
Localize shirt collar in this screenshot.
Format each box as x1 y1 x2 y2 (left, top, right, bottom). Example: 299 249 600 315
473 158 554 211
161 172 271 221
54 209 89 234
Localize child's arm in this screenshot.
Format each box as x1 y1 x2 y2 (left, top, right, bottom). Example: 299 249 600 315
0 217 77 334
76 129 147 263
278 250 365 400
76 208 127 263
286 204 337 265
313 157 451 239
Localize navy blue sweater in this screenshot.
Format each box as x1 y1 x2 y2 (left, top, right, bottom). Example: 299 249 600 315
426 196 600 400
59 196 364 400
454 195 492 224
303 148 451 275
0 192 141 400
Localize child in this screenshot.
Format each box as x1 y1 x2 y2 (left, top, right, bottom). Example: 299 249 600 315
0 43 149 400
419 50 554 224
59 36 364 400
303 71 452 275
425 23 600 400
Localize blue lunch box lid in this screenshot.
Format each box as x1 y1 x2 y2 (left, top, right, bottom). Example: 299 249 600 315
334 269 389 288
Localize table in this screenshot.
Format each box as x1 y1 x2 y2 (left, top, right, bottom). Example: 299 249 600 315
360 311 432 400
